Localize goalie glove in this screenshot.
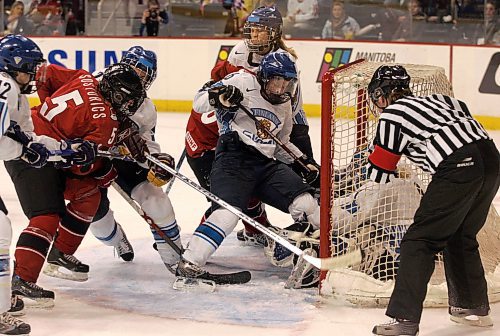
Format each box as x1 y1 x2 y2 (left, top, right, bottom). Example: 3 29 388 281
292 155 320 186
115 119 149 163
147 153 175 187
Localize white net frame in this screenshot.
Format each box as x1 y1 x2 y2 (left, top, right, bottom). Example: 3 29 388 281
319 59 500 307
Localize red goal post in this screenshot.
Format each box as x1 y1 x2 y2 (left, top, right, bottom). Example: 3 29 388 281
319 59 500 307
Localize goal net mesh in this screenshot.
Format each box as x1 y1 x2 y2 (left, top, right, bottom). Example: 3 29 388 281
319 60 500 307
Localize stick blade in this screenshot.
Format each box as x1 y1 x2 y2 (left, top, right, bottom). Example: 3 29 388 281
172 277 216 293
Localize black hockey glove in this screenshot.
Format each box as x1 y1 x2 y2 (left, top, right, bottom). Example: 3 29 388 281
147 153 175 187
208 85 243 109
61 139 98 166
293 155 320 186
20 142 49 168
6 121 49 168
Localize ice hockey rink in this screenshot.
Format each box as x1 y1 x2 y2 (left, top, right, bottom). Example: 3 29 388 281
1 112 499 336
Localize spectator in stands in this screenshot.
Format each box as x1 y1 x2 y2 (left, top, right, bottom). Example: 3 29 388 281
372 2 407 41
140 0 168 36
482 1 500 45
425 0 455 24
321 1 360 40
392 0 427 41
457 0 482 19
284 0 319 36
4 1 35 34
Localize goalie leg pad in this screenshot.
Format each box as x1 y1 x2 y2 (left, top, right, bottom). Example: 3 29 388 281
183 208 239 266
285 241 320 289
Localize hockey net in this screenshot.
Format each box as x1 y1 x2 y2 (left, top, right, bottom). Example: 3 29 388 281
319 59 500 307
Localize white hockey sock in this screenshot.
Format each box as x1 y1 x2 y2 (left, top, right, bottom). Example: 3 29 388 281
90 209 123 247
0 212 12 313
183 208 239 266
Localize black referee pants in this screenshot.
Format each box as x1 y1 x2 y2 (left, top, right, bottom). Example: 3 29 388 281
386 139 500 323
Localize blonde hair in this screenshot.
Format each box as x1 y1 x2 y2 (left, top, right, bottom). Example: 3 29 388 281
276 38 298 59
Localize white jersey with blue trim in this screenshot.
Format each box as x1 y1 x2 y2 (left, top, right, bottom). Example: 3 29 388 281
93 68 160 155
194 69 303 163
0 72 60 161
228 41 308 126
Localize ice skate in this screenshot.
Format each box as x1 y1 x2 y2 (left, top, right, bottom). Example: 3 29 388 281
43 247 89 282
173 258 251 291
449 306 493 327
0 312 30 335
236 229 267 247
12 275 54 309
372 318 419 336
114 224 134 262
7 296 24 317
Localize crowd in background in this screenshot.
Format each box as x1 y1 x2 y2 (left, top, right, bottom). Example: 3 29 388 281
1 0 499 45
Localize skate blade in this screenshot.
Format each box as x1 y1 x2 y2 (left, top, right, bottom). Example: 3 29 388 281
43 264 88 282
172 277 216 293
21 296 55 309
450 314 493 327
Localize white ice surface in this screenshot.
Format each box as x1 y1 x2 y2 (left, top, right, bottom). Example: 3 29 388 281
1 113 499 336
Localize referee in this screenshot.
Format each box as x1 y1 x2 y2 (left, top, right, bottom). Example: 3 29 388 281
366 65 500 336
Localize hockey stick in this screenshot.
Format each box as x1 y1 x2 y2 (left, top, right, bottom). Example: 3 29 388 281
236 103 318 183
165 148 186 194
142 152 362 271
111 181 183 255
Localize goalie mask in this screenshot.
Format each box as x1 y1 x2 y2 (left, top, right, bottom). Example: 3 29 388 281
257 52 298 105
121 46 157 90
368 65 411 106
0 34 46 94
243 6 283 54
99 63 145 119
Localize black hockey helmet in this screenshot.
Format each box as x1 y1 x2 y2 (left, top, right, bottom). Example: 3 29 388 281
99 63 145 118
368 65 411 104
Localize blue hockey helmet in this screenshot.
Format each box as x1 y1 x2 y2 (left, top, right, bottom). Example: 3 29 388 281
257 52 298 105
368 65 411 104
121 46 157 90
99 63 146 119
0 34 45 93
243 6 283 54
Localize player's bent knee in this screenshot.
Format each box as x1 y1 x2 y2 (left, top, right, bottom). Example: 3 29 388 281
288 192 317 220
132 181 175 223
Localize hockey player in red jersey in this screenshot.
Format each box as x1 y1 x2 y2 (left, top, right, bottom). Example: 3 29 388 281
5 63 145 307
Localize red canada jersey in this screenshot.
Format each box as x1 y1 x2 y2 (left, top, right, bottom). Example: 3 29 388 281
32 68 119 174
36 64 88 103
185 109 218 158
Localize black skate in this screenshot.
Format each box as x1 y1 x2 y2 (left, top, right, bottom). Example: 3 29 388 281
236 229 267 247
12 275 54 309
0 312 30 335
7 296 24 317
115 224 134 262
173 258 251 292
43 247 89 282
372 318 419 336
449 306 493 327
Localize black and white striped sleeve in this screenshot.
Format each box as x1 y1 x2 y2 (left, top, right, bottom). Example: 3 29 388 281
367 117 407 183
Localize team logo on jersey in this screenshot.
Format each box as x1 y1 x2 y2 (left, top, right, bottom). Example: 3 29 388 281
316 48 353 82
215 45 235 66
252 107 281 140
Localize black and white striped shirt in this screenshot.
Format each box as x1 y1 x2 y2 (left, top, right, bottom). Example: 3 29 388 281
367 94 490 183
